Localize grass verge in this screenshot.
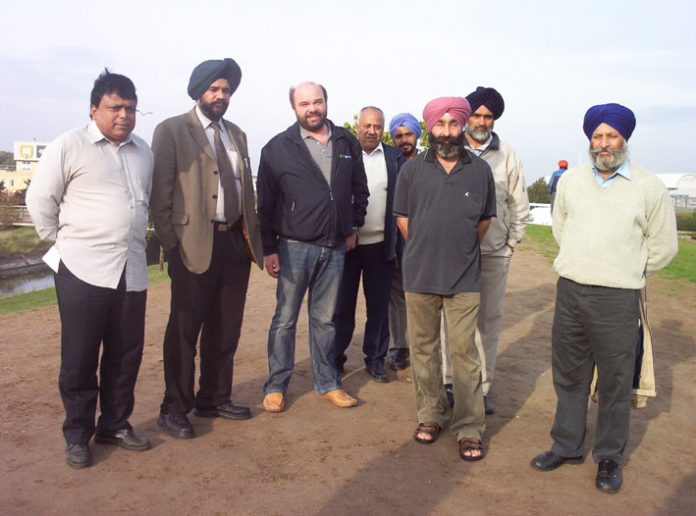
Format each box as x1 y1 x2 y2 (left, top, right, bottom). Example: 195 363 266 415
0 264 169 315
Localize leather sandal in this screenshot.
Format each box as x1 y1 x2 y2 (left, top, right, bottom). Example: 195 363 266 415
459 437 485 461
413 422 441 444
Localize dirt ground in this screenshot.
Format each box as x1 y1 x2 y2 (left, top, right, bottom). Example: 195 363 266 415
1 245 695 515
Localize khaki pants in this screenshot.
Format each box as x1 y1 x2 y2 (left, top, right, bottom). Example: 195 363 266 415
406 291 485 440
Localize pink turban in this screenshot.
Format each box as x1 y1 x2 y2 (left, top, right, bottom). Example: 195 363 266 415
422 97 471 132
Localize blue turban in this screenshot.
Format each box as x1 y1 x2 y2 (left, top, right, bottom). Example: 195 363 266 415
465 86 505 120
583 103 636 141
187 58 242 100
389 113 422 139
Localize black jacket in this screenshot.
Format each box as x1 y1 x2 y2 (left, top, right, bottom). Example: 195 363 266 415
380 143 406 261
257 121 369 255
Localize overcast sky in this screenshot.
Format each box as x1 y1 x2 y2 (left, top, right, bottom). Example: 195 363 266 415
1 0 695 181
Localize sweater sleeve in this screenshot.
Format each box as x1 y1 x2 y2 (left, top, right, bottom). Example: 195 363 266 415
644 178 679 275
552 173 567 246
504 148 530 246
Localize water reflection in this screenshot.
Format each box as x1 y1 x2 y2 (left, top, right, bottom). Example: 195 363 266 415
0 271 54 299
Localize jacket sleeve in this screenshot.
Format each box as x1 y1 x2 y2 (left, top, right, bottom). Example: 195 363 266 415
644 177 678 275
552 174 567 246
256 147 280 255
504 148 530 247
149 122 179 251
349 136 369 228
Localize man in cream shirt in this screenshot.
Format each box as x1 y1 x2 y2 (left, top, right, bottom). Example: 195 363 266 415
27 69 153 469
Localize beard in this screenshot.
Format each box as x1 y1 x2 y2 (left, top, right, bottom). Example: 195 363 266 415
465 124 492 144
397 139 417 157
589 141 628 172
199 98 229 121
298 109 327 132
429 132 465 159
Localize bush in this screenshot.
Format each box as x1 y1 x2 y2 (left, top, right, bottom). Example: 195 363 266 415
675 210 696 232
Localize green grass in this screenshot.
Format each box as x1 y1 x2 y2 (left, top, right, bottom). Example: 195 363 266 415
0 264 170 315
0 226 52 256
523 225 696 283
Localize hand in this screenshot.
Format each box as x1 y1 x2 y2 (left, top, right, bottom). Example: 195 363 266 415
264 254 280 279
344 232 358 252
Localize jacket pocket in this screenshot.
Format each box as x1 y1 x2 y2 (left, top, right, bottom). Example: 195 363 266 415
172 211 190 225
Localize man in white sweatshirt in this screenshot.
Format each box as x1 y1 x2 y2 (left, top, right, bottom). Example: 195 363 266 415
530 103 678 494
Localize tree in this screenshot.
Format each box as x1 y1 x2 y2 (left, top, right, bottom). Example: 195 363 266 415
0 150 14 169
527 177 551 204
343 114 430 148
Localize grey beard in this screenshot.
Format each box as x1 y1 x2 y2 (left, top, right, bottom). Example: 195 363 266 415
466 125 491 144
589 144 628 172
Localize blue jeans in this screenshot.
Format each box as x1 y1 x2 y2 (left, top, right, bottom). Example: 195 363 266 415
264 239 345 395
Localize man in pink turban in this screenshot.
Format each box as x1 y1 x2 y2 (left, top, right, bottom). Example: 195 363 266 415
393 96 496 461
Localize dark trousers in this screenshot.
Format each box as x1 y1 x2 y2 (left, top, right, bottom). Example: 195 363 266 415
54 262 146 445
161 227 251 414
550 277 640 464
334 242 394 367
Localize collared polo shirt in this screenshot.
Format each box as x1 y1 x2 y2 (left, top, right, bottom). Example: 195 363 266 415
300 124 333 184
393 148 496 295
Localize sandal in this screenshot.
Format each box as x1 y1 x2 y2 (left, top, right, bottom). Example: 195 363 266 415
413 422 441 444
459 437 485 461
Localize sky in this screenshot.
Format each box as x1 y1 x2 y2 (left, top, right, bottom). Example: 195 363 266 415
1 0 695 182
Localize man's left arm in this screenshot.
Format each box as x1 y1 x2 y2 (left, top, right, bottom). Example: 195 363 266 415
479 164 497 241
644 179 679 275
25 141 66 241
504 149 530 249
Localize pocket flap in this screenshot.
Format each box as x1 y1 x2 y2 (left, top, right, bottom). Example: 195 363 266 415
172 212 189 225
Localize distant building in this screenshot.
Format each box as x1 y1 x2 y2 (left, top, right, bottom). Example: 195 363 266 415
656 173 696 210
0 142 47 193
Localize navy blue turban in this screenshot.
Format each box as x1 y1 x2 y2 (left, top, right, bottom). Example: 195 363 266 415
465 86 505 120
583 103 636 140
389 113 422 139
187 58 242 100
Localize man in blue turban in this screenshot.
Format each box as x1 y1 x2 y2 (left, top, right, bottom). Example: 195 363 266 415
531 103 678 493
386 112 421 371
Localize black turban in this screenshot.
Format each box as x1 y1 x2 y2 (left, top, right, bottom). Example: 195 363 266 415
465 86 505 120
187 58 242 100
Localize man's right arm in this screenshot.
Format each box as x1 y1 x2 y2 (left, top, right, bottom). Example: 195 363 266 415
551 174 567 245
25 140 65 241
256 148 281 278
150 122 179 251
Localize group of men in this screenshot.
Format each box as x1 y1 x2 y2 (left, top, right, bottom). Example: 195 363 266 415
26 58 678 494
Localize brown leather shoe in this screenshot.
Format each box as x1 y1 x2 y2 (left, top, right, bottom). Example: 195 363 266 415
263 392 285 413
320 389 357 408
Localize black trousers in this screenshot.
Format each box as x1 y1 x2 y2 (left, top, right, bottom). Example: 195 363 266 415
550 277 640 464
161 227 251 414
54 262 147 445
334 242 394 367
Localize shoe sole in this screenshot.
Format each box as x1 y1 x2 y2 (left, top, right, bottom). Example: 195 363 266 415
320 396 357 408
66 458 91 469
530 457 584 472
94 435 150 451
194 409 252 420
157 416 194 439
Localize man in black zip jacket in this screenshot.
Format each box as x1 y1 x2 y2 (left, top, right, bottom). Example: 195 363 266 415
257 81 369 412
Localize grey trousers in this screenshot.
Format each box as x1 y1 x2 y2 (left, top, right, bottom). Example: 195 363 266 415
389 260 408 350
549 277 640 464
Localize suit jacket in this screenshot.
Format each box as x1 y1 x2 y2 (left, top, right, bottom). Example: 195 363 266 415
381 143 406 261
150 108 263 274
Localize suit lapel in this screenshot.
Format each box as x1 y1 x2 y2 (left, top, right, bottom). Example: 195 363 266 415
185 108 215 162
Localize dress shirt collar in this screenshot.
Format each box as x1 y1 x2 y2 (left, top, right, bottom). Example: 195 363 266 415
593 159 631 186
87 120 133 146
465 134 492 156
362 142 384 158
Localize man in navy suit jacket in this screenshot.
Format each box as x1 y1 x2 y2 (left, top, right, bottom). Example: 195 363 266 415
334 106 406 382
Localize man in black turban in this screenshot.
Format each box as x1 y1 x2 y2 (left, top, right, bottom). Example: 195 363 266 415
150 58 263 439
440 85 529 416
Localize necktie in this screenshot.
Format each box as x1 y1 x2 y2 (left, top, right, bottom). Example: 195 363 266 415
212 122 240 223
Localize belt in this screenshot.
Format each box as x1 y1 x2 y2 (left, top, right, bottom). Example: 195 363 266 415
213 220 242 232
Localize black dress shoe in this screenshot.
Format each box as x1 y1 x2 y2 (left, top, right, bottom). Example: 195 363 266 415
389 349 410 370
95 428 151 451
158 412 194 439
483 395 495 415
596 458 622 493
444 384 454 408
530 451 584 471
65 443 91 469
195 401 251 420
366 361 389 383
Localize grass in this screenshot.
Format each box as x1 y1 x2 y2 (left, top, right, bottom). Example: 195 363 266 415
523 224 696 283
0 226 52 257
0 264 170 315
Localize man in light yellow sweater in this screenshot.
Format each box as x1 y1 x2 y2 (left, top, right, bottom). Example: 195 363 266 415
530 103 678 493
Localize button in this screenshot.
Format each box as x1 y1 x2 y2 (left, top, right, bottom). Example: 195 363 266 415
213 170 218 175
212 194 218 199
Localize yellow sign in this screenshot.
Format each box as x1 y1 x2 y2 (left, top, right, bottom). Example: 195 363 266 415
13 142 48 162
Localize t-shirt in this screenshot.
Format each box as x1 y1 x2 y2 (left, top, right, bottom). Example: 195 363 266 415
393 148 496 295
